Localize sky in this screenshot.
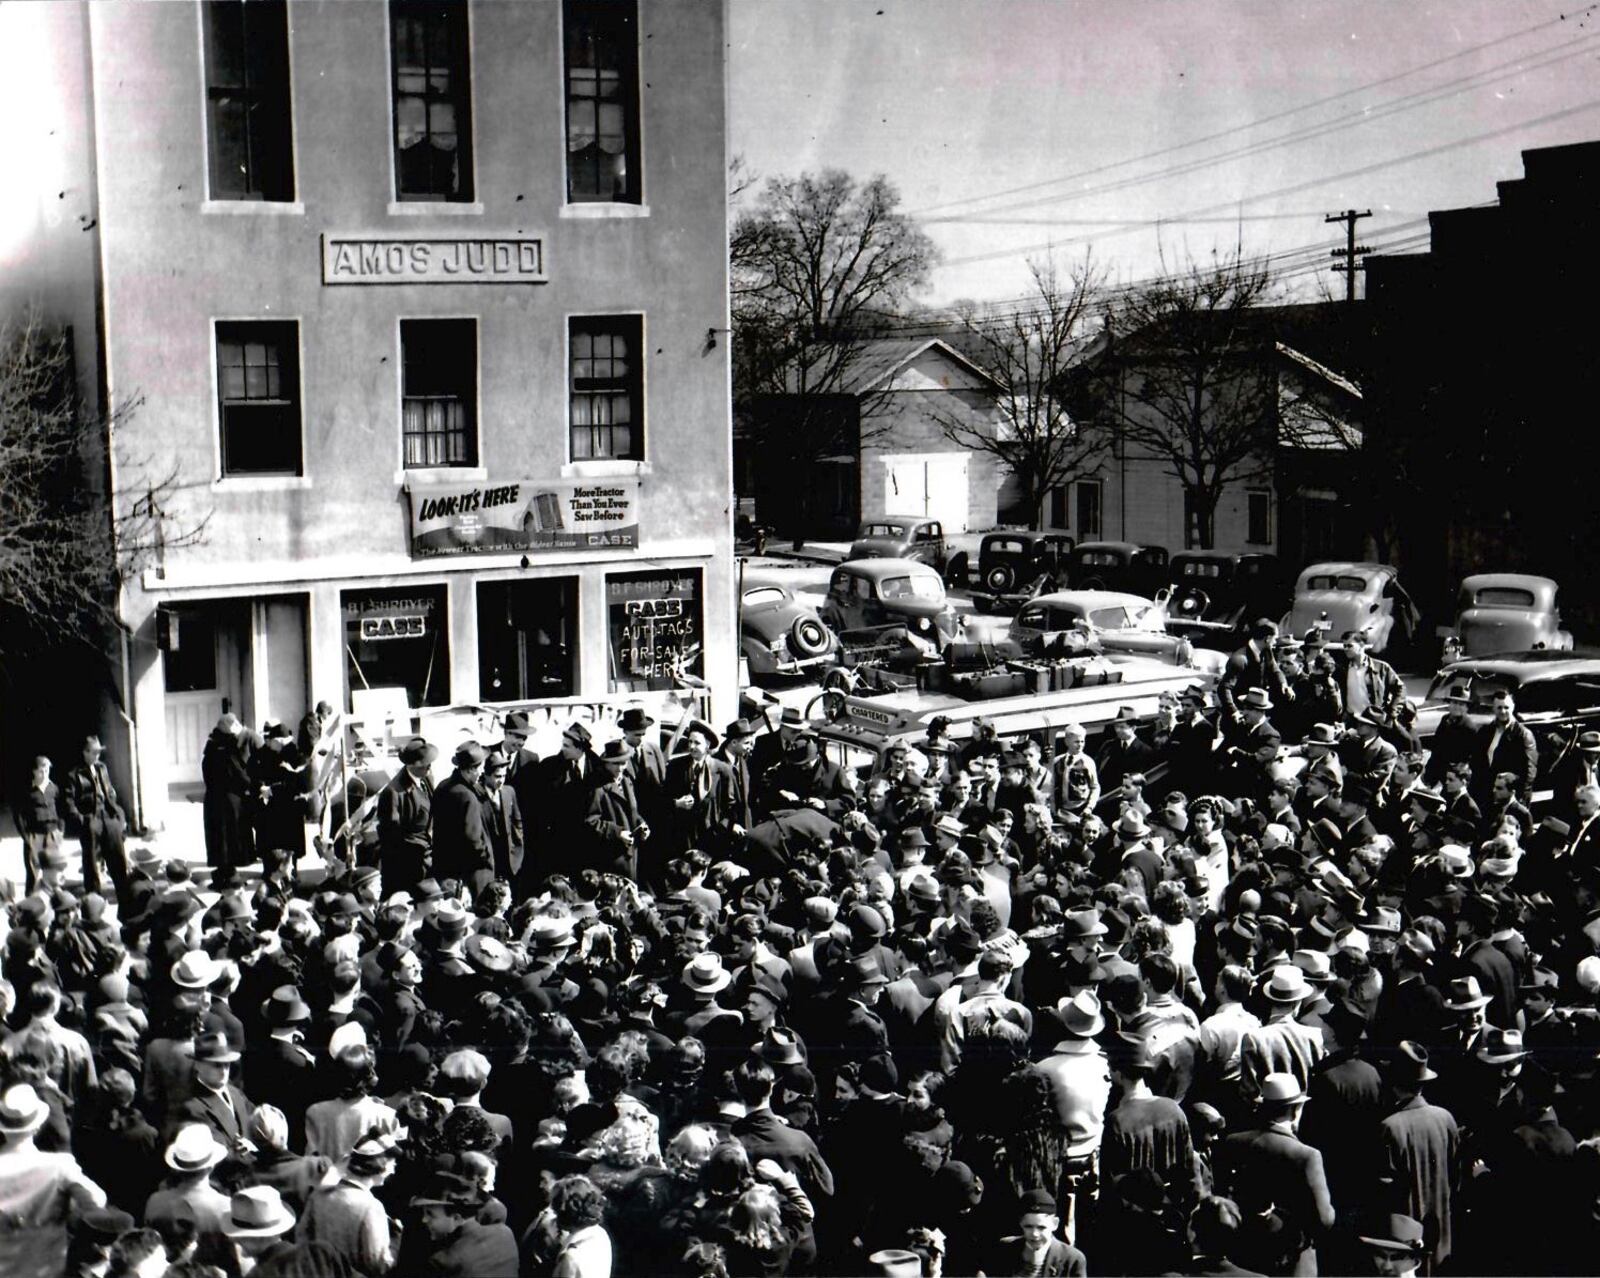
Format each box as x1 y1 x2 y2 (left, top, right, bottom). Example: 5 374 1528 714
727 0 1600 307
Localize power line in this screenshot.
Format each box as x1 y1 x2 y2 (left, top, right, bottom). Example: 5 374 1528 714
908 1 1599 217
919 30 1600 226
936 97 1600 269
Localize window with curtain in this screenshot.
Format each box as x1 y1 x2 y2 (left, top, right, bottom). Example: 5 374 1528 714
216 321 302 476
203 0 295 200
401 319 477 468
570 316 643 461
390 1 474 200
564 0 641 203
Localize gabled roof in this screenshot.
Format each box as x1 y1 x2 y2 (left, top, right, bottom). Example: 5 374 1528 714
838 337 1003 395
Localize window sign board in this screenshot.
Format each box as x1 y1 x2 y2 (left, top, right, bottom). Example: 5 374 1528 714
407 478 639 557
606 570 704 691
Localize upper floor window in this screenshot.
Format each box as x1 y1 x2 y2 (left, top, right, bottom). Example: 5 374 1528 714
570 316 643 461
563 0 641 203
402 319 478 468
203 0 295 201
216 321 302 476
390 1 474 201
1247 488 1273 545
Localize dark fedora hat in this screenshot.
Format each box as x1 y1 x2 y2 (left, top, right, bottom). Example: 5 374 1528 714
618 707 656 732
1388 1040 1439 1085
399 737 438 765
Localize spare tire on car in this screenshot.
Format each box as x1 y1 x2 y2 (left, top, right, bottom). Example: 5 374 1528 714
984 563 1017 593
789 613 832 658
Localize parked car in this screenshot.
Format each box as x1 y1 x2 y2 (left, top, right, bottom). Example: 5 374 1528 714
820 558 961 647
1066 541 1171 595
1009 589 1226 674
1417 649 1600 797
1283 561 1421 656
1444 574 1573 659
970 530 1076 605
846 516 967 582
1163 551 1287 623
740 576 837 680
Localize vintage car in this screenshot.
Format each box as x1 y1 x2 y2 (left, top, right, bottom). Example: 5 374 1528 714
1417 649 1600 800
1445 574 1573 659
1065 540 1171 596
845 516 965 581
820 558 962 647
1008 589 1227 674
740 576 837 680
1158 551 1290 653
1283 561 1421 656
970 530 1076 606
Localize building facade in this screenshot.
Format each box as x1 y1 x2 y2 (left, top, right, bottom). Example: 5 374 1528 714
15 0 734 827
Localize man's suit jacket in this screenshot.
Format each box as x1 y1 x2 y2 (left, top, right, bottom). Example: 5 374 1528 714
60 761 124 830
663 754 735 853
766 752 856 819
1219 641 1291 716
1475 718 1540 802
1424 715 1479 786
481 784 525 883
174 1082 255 1146
531 749 600 842
250 1036 319 1139
584 775 643 875
376 771 432 857
1217 1125 1336 1246
432 774 492 880
1460 937 1519 1030
715 745 754 831
988 1237 1088 1277
502 745 541 822
1097 736 1158 792
628 736 670 827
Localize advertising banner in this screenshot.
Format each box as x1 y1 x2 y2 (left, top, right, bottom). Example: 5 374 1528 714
406 479 639 557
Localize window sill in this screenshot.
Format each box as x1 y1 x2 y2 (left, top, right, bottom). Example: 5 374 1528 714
201 201 306 217
560 460 651 479
559 203 650 220
212 475 311 491
387 202 485 217
398 467 488 486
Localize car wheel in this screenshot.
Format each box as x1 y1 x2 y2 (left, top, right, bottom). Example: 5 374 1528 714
789 613 832 659
985 563 1016 592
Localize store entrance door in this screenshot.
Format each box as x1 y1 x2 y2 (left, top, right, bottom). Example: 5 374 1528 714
161 600 250 790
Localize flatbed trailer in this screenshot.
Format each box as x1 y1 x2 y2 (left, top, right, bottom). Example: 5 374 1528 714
812 653 1214 772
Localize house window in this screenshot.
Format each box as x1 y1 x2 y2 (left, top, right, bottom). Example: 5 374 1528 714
401 319 477 468
570 316 643 461
1247 488 1273 545
563 0 641 203
202 0 295 201
390 1 474 201
216 321 301 476
1074 480 1103 540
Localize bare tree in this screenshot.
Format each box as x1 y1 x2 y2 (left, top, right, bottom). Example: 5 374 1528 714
933 254 1110 530
1075 249 1286 548
0 314 208 661
731 170 938 471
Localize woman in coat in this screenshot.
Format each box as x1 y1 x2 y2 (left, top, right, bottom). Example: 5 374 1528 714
203 714 255 871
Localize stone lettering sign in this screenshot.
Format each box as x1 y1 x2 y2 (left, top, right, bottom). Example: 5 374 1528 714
322 235 546 285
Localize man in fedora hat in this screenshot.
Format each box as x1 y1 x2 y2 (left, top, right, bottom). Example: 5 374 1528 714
202 712 255 873
478 750 525 892
1239 966 1326 1105
1422 686 1476 787
60 734 131 909
583 738 649 879
1379 1042 1459 1273
1342 708 1400 795
220 1184 298 1273
146 1122 231 1241
377 736 436 895
663 719 735 859
253 988 318 1138
405 1167 517 1278
1163 685 1220 801
496 708 542 815
1216 1071 1334 1276
174 1031 256 1158
1037 991 1112 1169
1219 620 1291 721
0 1082 107 1269
1221 687 1282 802
1355 1211 1427 1278
618 706 668 832
531 719 601 851
765 725 855 821
715 717 758 836
432 742 493 898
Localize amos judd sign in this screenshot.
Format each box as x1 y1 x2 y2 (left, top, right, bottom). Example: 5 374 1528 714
406 478 639 557
322 235 546 284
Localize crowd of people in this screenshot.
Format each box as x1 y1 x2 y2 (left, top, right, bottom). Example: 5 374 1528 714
6 621 1600 1277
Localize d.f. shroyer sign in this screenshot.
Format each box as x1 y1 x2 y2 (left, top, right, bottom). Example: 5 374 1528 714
322 235 546 284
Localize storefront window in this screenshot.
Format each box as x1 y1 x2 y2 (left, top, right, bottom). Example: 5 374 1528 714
477 578 578 701
342 585 450 711
606 569 703 692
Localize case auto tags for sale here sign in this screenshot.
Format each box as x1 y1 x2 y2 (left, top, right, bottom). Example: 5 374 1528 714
407 478 639 557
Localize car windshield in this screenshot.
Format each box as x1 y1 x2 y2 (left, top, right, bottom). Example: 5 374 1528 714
1018 604 1082 629
862 524 906 538
1305 574 1368 592
743 586 788 607
1088 606 1130 630
1472 587 1538 608
988 540 1025 555
880 574 943 601
1427 672 1518 709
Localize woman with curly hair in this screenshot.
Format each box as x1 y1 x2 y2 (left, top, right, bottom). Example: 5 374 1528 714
722 1167 816 1278
303 1045 396 1164
546 1173 612 1278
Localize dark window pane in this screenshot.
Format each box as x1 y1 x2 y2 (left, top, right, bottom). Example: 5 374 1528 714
564 0 640 203
390 1 473 200
401 319 477 468
203 0 294 201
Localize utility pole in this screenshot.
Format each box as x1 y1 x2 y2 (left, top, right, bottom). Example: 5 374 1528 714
1326 209 1372 302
